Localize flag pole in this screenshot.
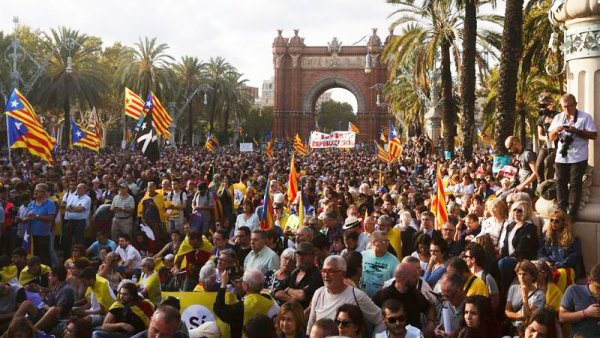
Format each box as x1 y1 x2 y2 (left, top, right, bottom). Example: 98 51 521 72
6 114 12 164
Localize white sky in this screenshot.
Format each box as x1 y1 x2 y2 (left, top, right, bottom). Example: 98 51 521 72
1 0 395 110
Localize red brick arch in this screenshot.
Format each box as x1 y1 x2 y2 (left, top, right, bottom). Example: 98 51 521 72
271 29 390 141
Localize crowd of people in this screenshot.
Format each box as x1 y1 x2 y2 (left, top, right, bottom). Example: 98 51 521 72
0 92 596 338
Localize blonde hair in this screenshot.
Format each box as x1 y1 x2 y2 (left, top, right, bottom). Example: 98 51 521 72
545 210 574 249
490 198 508 219
510 200 532 221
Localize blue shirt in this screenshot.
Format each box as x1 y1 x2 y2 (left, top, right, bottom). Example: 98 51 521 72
87 239 117 258
561 284 599 337
26 199 56 236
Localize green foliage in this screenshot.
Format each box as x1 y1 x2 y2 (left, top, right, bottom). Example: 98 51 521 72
242 106 273 139
317 100 356 131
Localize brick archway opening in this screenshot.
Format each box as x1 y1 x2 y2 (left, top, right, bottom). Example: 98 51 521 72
271 29 390 141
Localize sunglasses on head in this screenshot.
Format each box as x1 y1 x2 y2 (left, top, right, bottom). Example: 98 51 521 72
386 315 406 324
334 319 353 328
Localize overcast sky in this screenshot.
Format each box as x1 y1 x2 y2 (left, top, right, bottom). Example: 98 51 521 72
1 0 395 108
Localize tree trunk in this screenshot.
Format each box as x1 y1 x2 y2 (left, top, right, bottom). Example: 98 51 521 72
62 96 71 149
187 99 193 145
441 39 456 157
495 0 524 154
461 0 477 160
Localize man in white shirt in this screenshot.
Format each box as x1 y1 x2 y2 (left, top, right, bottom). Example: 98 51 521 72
63 183 91 252
243 229 279 274
115 234 142 278
548 93 598 219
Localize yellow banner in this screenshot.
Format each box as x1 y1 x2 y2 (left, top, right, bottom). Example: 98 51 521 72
161 291 237 338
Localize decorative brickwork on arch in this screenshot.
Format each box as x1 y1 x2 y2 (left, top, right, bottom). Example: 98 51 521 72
272 29 390 141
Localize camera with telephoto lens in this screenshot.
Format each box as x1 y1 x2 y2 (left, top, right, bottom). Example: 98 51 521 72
559 131 574 157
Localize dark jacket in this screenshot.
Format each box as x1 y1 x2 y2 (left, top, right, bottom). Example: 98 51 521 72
501 221 538 260
538 236 582 270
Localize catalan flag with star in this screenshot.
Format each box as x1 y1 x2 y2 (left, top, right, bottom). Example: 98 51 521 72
124 87 145 120
71 119 100 152
348 121 360 134
205 134 219 153
5 89 55 164
388 122 402 160
144 92 173 139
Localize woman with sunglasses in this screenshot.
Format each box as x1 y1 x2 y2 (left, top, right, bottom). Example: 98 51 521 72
498 200 539 294
335 304 363 338
457 295 500 338
538 209 582 292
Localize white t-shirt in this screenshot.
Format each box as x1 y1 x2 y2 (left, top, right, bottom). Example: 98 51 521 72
375 325 422 338
115 244 142 270
549 110 598 163
307 286 385 335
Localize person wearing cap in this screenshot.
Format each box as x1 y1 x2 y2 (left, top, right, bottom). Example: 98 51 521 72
274 242 323 308
110 183 135 243
342 216 369 252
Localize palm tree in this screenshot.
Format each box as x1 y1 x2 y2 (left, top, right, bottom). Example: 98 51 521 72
202 56 235 134
116 37 175 99
174 56 206 145
219 71 253 135
384 0 500 156
494 0 524 153
32 27 107 148
459 0 502 159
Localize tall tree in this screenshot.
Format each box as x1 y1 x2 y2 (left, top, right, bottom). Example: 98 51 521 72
202 56 235 134
32 27 107 148
174 56 206 145
116 37 175 99
384 0 500 156
494 0 524 153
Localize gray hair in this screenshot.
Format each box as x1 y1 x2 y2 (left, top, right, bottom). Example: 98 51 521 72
141 257 155 270
281 248 296 261
323 255 346 272
242 268 265 293
441 272 465 290
199 261 217 285
377 215 393 227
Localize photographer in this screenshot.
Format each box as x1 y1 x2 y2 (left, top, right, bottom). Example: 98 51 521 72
548 93 598 219
536 94 557 184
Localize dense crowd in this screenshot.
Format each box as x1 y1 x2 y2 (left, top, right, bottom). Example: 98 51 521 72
0 93 597 338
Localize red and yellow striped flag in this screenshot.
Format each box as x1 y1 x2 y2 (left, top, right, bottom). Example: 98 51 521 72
147 93 173 139
293 134 308 156
348 121 360 134
287 154 298 203
431 165 448 230
266 141 273 159
124 88 144 120
375 141 390 163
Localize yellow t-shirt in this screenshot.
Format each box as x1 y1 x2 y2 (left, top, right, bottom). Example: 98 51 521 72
465 275 490 297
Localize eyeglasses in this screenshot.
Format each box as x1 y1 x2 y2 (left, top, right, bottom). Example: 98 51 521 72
321 268 341 275
334 319 353 328
512 208 523 213
550 218 561 223
385 315 406 324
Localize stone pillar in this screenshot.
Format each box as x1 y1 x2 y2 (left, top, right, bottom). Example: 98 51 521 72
550 1 600 270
